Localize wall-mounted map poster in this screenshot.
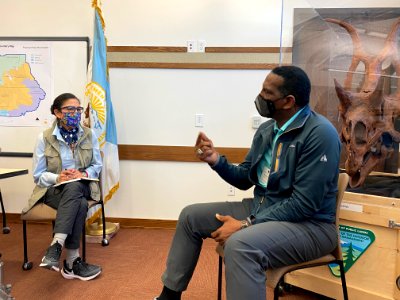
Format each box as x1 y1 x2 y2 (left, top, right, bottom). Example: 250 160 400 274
0 41 53 126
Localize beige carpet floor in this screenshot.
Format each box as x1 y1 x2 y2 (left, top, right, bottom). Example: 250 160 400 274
0 221 331 299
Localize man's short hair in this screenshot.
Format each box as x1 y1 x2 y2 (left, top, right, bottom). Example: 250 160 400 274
271 66 311 107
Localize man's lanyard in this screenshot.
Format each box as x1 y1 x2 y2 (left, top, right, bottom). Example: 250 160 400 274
257 106 305 187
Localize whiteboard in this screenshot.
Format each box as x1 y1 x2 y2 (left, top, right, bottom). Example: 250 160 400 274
0 37 89 155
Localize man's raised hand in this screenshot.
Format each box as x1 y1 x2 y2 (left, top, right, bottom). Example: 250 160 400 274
195 132 219 165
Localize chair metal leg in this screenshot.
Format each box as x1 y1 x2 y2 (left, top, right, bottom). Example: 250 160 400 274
0 190 10 234
338 260 349 300
101 201 106 240
274 285 280 300
82 223 86 262
22 220 32 270
100 201 109 246
23 221 28 263
273 278 284 300
217 256 222 300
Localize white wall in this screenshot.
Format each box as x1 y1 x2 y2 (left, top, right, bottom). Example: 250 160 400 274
0 0 275 219
1 0 397 220
107 68 265 219
0 1 93 37
102 0 281 46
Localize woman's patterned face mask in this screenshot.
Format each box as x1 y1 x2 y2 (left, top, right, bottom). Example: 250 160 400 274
61 112 81 128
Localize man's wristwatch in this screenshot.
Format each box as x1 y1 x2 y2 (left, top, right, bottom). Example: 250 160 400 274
240 219 250 230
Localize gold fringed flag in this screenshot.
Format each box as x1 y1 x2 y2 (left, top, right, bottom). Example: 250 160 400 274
85 0 120 223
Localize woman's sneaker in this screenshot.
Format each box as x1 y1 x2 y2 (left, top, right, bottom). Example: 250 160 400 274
39 241 62 272
61 257 101 281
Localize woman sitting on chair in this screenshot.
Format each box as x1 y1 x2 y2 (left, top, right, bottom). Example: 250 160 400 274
24 93 102 281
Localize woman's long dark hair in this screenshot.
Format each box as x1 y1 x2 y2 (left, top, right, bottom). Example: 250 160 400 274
50 93 80 115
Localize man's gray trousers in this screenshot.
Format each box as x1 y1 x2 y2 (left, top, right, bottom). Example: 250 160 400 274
161 200 337 300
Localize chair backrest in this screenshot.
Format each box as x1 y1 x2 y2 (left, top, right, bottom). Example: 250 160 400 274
332 173 349 260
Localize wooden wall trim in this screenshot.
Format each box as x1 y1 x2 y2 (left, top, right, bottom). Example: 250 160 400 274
2 213 177 229
109 62 278 70
107 46 290 53
107 217 177 229
206 47 291 53
107 46 288 70
118 145 249 163
108 46 187 52
2 213 21 224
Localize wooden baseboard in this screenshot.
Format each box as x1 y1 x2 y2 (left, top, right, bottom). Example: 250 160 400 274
0 213 177 229
106 217 177 229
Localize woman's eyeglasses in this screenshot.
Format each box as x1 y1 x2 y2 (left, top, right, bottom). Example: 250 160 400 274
61 106 84 113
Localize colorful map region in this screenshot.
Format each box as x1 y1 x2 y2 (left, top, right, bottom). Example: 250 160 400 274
0 54 46 117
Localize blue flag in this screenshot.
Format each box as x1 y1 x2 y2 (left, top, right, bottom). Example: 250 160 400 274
85 1 119 222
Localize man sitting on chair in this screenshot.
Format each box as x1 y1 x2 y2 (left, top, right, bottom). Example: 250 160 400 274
155 66 341 300
23 93 102 281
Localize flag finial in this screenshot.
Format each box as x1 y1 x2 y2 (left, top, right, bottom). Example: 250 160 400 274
92 0 106 29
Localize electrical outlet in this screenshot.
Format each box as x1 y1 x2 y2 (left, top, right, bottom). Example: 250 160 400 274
198 40 206 52
252 115 262 129
227 185 235 196
187 40 197 53
195 113 205 127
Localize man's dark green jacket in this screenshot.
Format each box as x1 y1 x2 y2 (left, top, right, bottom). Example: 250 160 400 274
212 105 341 224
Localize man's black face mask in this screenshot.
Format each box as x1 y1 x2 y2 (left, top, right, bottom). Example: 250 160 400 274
254 94 276 118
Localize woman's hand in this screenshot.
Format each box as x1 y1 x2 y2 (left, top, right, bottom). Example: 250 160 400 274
58 169 82 182
69 169 85 179
58 170 72 182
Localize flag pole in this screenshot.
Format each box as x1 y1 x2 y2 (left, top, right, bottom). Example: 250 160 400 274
87 216 117 235
85 0 120 241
